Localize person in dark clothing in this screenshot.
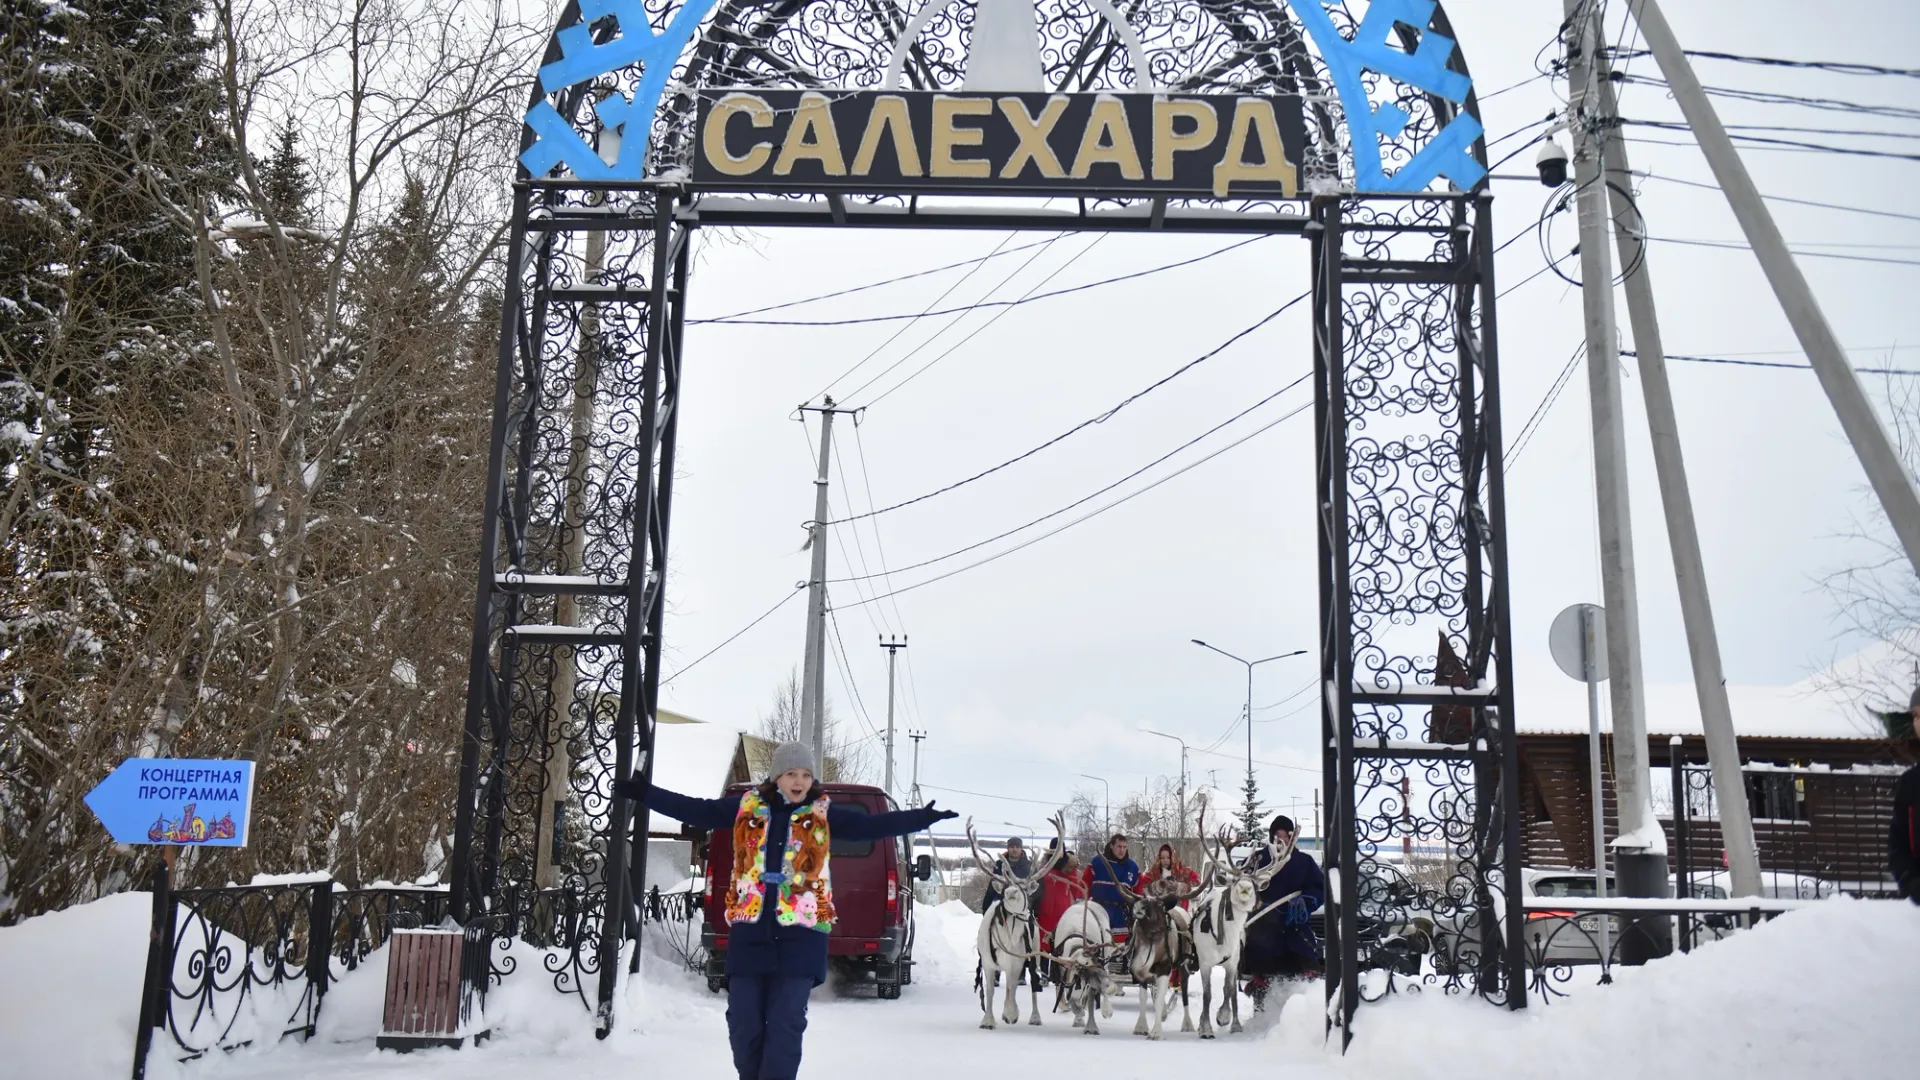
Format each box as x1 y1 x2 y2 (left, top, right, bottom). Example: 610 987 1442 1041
614 741 956 1080
1083 834 1141 931
981 836 1034 912
1887 703 1920 905
1241 815 1324 1000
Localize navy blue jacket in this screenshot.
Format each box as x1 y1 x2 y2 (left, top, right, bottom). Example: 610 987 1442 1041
1085 853 1141 929
641 784 944 985
1245 845 1325 966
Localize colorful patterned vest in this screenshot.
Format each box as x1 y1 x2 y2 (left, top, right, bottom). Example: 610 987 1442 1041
724 789 836 933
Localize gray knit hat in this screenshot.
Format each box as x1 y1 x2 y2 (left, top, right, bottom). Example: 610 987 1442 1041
769 740 816 779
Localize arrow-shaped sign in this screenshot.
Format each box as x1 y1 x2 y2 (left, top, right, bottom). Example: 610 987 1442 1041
84 758 254 847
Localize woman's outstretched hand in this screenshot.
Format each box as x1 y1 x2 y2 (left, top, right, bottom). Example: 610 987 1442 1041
925 800 959 822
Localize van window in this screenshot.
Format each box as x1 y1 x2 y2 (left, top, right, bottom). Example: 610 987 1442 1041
1533 877 1600 899
831 803 873 858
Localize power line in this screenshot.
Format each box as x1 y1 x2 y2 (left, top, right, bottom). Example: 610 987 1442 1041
1642 350 1920 377
659 585 805 686
837 395 1314 610
1613 74 1920 123
824 290 1310 526
829 370 1312 587
836 236 1066 403
863 235 1110 406
1504 342 1586 471
920 782 1069 809
695 236 1264 327
1621 119 1920 163
808 232 1027 402
702 236 1058 323
1188 743 1320 775
1612 47 1920 80
1637 172 1920 224
1648 235 1920 267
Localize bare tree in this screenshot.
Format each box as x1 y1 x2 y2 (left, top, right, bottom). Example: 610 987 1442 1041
1820 376 1920 728
757 667 874 783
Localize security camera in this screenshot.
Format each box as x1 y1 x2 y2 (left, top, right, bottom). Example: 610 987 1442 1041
1536 139 1569 188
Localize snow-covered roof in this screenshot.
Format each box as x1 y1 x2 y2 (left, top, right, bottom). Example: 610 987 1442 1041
647 722 745 829
1514 638 1901 743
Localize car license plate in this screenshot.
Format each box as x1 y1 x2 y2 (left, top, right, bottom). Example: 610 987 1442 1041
1577 916 1601 932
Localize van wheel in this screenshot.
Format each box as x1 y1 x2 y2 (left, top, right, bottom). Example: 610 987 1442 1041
707 975 728 994
878 982 901 1000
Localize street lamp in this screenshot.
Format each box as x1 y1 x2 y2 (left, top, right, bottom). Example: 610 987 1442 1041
1078 773 1111 838
1142 729 1191 841
1192 640 1308 834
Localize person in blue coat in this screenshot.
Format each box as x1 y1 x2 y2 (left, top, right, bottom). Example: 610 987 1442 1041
614 741 955 1080
1240 815 1324 999
1083 834 1141 931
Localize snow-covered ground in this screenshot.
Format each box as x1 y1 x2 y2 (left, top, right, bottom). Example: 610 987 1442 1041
1 894 1912 1080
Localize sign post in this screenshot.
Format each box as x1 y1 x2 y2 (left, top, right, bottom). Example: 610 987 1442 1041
1549 603 1611 961
87 758 253 1080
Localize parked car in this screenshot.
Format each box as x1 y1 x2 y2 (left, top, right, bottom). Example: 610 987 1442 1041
1685 869 1835 901
699 782 934 998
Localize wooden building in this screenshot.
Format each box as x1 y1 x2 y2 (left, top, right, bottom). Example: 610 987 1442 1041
1515 656 1905 894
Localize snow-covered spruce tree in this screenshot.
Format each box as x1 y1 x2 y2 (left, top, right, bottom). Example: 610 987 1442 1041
0 0 233 922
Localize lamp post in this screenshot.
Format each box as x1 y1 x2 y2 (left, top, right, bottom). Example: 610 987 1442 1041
1192 640 1307 835
1079 773 1111 838
1143 729 1191 841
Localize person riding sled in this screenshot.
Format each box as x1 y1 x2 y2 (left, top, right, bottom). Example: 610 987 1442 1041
613 742 957 1080
1138 842 1200 909
1240 815 1323 1005
1083 833 1141 933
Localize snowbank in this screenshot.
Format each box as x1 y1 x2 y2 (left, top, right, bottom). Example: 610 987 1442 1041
0 890 1909 1079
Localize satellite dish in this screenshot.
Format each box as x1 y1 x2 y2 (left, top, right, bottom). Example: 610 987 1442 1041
1549 603 1608 684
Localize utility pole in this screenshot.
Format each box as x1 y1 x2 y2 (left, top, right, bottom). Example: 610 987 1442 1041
1563 0 1661 907
796 398 859 769
908 730 927 808
880 636 907 798
1593 43 1764 900
1627 0 1920 583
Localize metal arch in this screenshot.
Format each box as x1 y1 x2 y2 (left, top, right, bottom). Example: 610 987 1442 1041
465 0 1525 1044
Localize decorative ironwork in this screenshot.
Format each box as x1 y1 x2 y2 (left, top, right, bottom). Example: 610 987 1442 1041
451 0 1522 1049
1313 188 1523 1043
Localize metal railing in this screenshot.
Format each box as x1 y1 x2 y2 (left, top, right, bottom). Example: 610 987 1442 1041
130 873 699 1077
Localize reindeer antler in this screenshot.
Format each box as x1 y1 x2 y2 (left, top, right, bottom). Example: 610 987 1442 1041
1027 811 1069 882
965 817 1006 884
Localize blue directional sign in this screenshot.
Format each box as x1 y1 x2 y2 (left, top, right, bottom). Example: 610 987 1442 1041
84 758 254 847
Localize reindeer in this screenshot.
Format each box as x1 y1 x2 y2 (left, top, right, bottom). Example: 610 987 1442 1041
970 814 1065 1030
1120 875 1200 1040
1188 818 1284 1038
1048 898 1119 1034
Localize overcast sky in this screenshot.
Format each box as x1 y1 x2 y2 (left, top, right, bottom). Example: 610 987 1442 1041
642 0 1920 839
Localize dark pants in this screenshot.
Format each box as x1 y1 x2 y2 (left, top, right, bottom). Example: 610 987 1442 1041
727 972 812 1080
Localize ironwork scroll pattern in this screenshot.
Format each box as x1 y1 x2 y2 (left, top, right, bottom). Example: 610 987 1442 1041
160 884 321 1057
1332 194 1507 1007
519 0 1517 200
464 192 669 999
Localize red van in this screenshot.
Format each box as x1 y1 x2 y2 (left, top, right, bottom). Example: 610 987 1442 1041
700 782 934 999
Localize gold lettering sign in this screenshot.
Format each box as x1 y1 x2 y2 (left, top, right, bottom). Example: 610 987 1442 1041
703 93 777 177
692 90 1304 199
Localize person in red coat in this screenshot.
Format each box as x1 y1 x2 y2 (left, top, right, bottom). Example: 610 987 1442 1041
1138 843 1201 909
1037 849 1088 947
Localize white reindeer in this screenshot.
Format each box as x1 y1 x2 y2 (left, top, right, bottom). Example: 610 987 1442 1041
1048 898 1117 1034
1188 819 1284 1038
971 814 1065 1030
